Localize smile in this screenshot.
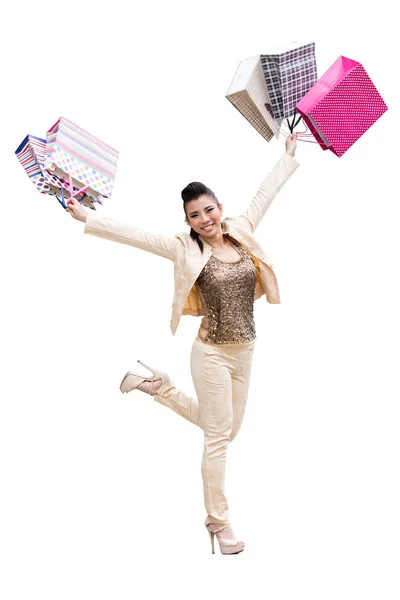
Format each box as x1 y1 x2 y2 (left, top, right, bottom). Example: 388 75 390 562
202 224 214 231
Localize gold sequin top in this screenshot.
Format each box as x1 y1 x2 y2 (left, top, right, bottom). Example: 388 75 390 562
196 238 257 345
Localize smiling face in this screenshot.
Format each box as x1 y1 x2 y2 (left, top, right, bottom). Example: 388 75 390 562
184 194 224 239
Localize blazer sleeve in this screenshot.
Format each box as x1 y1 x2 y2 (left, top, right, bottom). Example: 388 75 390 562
238 152 299 232
83 211 179 261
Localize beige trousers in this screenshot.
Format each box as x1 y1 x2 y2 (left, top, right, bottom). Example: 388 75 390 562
153 337 256 525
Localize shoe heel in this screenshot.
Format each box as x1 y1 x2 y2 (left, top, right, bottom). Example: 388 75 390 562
137 360 170 394
137 359 163 378
208 529 215 554
205 518 245 555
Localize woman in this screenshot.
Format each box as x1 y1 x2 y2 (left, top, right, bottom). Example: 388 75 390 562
66 134 299 554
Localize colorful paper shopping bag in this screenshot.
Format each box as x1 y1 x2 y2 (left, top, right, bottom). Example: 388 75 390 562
226 55 281 141
44 117 119 203
16 134 97 209
260 41 318 121
296 55 388 157
15 135 63 195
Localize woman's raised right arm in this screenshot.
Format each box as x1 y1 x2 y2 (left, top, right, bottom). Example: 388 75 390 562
66 198 179 261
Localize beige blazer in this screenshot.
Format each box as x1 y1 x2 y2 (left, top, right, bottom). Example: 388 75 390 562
84 152 299 335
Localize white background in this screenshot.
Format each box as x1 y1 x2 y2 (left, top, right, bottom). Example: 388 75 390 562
1 1 399 598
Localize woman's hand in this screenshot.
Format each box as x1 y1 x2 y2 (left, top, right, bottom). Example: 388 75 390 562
65 198 88 223
285 133 297 157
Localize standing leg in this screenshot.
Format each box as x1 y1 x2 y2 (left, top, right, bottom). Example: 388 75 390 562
229 341 256 442
190 339 234 525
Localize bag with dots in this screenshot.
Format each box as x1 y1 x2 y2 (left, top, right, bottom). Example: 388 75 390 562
44 116 119 206
296 56 388 157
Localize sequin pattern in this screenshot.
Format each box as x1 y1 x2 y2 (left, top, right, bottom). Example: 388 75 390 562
196 238 257 344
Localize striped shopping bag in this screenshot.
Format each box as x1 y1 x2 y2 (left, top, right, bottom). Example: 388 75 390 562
15 135 62 195
296 56 388 157
44 117 119 204
226 55 281 141
15 133 96 209
261 42 318 121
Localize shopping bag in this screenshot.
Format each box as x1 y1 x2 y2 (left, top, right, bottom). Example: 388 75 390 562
260 41 318 121
296 56 388 157
44 116 119 204
226 55 281 141
15 135 62 195
15 134 97 209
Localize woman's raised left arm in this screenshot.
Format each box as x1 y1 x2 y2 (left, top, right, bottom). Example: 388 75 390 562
238 134 299 233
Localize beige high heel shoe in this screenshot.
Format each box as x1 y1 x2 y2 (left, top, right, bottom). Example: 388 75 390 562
120 360 170 396
205 517 245 555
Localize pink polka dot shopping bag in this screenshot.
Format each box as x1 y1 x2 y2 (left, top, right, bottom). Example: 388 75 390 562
296 56 388 157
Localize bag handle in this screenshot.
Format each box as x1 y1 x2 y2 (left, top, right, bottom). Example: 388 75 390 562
56 173 90 208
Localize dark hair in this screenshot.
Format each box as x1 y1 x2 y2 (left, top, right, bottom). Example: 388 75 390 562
181 182 220 253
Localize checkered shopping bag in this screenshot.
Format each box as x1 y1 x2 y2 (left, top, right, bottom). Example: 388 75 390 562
296 56 388 157
44 116 119 205
261 42 318 121
226 55 281 141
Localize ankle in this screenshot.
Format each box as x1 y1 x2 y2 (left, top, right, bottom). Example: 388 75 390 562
137 378 162 396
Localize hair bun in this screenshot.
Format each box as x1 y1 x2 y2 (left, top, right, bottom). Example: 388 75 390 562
181 182 209 203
